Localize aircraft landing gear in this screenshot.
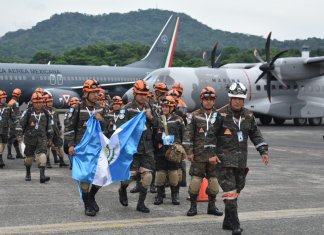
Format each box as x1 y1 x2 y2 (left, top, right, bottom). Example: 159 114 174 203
293 118 307 126
308 118 322 126
273 118 285 125
259 116 272 125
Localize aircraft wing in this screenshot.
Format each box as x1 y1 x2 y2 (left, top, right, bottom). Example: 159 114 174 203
304 56 324 64
71 81 135 90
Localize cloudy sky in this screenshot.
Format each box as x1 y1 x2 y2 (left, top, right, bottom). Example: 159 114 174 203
0 0 323 40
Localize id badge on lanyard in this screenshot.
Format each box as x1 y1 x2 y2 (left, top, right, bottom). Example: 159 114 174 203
233 116 243 142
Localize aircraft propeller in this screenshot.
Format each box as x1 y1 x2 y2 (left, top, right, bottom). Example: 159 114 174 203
254 32 288 102
203 43 222 68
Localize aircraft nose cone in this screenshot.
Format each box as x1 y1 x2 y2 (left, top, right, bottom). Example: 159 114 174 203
122 89 133 104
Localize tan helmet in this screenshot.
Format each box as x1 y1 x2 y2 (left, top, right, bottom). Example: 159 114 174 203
154 82 168 93
12 88 22 97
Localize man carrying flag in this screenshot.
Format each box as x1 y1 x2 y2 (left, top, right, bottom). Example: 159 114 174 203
64 79 106 217
118 80 156 213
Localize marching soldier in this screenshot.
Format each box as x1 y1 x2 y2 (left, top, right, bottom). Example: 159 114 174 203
153 96 185 206
214 82 269 235
43 93 69 168
182 87 223 217
16 92 53 182
103 96 124 138
0 90 17 168
7 88 23 160
65 79 106 217
117 80 156 213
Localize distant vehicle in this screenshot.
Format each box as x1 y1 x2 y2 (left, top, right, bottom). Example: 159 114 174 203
0 15 179 108
123 33 324 126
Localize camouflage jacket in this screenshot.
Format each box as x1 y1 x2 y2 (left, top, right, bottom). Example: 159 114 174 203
8 98 21 135
121 100 156 154
17 107 53 141
0 103 17 135
153 113 185 153
216 106 268 168
103 109 125 138
182 108 223 162
64 101 106 147
46 108 62 137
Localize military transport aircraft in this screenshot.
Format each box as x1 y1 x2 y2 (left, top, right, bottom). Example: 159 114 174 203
0 15 179 108
123 33 324 126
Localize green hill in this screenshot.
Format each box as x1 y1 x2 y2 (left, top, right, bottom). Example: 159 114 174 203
1 9 324 60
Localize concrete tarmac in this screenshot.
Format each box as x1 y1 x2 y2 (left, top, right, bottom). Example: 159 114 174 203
0 124 323 234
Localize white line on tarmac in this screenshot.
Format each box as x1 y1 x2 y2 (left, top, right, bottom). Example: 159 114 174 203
1 207 324 234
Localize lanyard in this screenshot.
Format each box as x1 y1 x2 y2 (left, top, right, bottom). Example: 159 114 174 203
86 107 96 117
204 112 212 134
233 116 242 131
113 113 119 123
0 108 4 119
33 112 42 127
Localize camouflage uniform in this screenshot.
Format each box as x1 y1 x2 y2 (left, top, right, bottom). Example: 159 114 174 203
16 107 53 182
118 100 156 212
64 99 106 215
153 113 185 205
102 109 125 138
182 107 223 216
7 98 23 159
46 107 68 167
215 105 268 232
0 103 17 167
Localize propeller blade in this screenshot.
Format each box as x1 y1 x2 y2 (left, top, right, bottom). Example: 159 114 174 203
266 73 272 102
254 49 264 63
255 71 266 84
265 32 272 63
202 51 209 66
270 49 288 66
211 43 218 68
214 50 222 68
270 71 287 88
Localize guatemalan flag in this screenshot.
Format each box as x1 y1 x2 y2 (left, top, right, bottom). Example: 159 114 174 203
108 111 146 182
72 115 112 187
72 112 146 188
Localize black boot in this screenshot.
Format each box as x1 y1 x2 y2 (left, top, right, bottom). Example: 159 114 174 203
136 184 150 213
14 141 23 159
154 186 164 205
82 192 96 216
59 157 69 167
207 195 223 216
187 194 198 216
130 174 140 193
89 185 100 212
46 156 52 168
39 167 50 183
170 185 180 205
222 207 232 230
68 155 72 170
180 161 187 187
226 199 242 235
25 166 31 181
52 149 60 164
0 154 5 168
118 184 128 207
7 144 14 160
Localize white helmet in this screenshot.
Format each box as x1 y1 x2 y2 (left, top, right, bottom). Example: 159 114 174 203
228 82 247 99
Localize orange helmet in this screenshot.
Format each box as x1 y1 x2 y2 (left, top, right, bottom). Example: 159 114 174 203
43 93 53 103
154 82 168 93
69 97 80 106
161 95 177 107
12 88 22 97
34 87 44 94
0 90 7 99
133 80 150 95
83 79 101 93
112 96 123 105
172 83 184 94
200 86 216 99
31 92 44 103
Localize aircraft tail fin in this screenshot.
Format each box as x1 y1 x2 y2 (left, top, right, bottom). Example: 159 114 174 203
126 15 179 69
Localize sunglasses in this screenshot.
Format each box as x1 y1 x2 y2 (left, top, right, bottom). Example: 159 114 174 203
201 93 216 98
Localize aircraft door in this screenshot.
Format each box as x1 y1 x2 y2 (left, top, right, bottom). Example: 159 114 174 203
57 74 63 85
50 74 56 85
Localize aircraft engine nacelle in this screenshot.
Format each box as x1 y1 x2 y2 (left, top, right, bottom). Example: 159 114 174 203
44 88 81 109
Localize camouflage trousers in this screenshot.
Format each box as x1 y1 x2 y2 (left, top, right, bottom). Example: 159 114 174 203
218 167 246 199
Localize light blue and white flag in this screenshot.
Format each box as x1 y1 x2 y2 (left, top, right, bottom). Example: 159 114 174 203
108 111 146 182
72 115 112 187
